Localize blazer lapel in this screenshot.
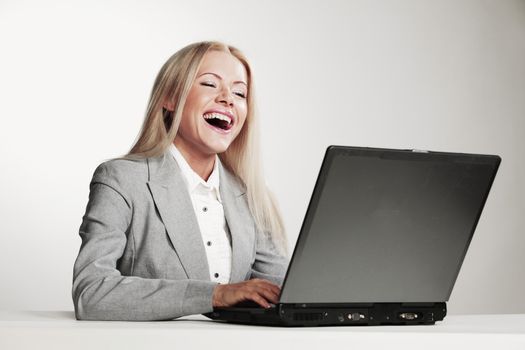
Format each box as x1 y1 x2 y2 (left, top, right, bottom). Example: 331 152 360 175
219 162 255 283
146 151 210 281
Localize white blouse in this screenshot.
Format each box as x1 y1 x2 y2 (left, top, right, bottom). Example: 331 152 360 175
169 143 232 284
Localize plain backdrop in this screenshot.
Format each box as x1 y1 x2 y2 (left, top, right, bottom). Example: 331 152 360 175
0 0 523 315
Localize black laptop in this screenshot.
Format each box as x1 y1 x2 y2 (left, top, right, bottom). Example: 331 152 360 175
205 145 501 326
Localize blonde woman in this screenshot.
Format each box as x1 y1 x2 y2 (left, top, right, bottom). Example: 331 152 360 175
72 41 289 321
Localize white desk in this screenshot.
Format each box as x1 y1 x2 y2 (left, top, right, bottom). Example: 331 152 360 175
1 311 524 350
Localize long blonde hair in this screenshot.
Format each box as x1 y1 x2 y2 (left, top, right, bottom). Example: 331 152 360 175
121 41 288 255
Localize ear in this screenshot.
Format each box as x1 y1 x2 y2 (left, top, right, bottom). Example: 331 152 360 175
163 100 175 111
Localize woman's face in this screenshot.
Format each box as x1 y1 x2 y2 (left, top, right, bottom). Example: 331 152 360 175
174 50 248 157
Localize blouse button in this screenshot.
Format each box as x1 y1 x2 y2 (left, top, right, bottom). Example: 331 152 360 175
214 273 219 278
203 206 208 212
207 241 212 246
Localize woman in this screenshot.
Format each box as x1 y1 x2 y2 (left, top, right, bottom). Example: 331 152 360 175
72 41 289 321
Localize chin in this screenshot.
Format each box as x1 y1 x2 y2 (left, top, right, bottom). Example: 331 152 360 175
206 143 230 155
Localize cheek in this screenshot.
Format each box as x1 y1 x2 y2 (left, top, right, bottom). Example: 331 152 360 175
236 106 248 127
238 104 248 126
235 114 248 135
180 94 204 127
179 110 193 129
182 87 206 117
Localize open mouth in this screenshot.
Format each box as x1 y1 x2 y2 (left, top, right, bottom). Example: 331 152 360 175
203 112 233 131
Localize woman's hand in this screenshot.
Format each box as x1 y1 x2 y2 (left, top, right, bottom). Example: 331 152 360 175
212 278 281 308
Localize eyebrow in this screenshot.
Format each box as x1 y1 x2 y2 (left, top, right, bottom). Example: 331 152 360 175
198 72 248 87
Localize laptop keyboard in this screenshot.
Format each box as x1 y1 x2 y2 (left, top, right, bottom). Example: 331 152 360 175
233 300 277 308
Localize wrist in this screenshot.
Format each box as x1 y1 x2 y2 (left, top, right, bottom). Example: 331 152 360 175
212 284 223 307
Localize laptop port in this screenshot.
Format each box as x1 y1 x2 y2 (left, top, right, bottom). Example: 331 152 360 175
347 312 365 321
399 312 419 320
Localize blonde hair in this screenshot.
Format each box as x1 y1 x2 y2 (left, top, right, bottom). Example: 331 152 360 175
121 41 288 255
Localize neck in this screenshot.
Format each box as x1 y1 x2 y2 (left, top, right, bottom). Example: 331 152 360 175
173 138 215 181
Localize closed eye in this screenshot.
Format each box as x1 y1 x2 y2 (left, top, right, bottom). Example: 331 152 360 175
201 81 216 88
201 81 246 98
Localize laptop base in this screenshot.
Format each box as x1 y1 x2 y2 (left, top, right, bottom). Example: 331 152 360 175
204 302 447 327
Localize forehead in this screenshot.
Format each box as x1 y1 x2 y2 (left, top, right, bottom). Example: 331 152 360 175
197 50 248 83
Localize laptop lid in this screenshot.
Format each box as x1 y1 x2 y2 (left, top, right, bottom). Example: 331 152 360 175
279 146 500 304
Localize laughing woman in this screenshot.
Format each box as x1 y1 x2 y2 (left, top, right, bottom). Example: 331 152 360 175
72 41 289 321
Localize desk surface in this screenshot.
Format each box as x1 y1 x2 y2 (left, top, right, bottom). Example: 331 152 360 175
1 311 524 350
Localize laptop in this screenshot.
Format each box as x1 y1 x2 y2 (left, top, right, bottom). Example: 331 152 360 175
204 145 501 326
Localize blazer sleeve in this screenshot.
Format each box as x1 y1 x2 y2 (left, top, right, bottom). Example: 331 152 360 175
72 163 217 321
249 227 290 287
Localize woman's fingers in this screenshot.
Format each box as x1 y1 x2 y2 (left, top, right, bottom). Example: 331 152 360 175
258 288 279 304
251 278 281 297
247 280 280 303
212 278 282 308
244 287 277 306
248 292 272 308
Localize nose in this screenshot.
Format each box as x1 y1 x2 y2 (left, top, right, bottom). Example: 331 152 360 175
216 87 234 107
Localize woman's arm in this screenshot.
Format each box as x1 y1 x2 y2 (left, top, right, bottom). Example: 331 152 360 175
249 228 290 287
72 164 217 321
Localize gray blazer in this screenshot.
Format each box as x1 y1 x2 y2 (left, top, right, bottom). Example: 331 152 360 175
72 150 289 321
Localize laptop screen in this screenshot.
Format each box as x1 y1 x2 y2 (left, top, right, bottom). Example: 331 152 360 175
280 146 500 303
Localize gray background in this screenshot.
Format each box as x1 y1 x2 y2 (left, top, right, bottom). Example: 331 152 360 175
0 0 523 315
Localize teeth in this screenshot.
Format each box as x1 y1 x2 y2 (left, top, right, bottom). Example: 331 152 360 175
203 112 232 124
